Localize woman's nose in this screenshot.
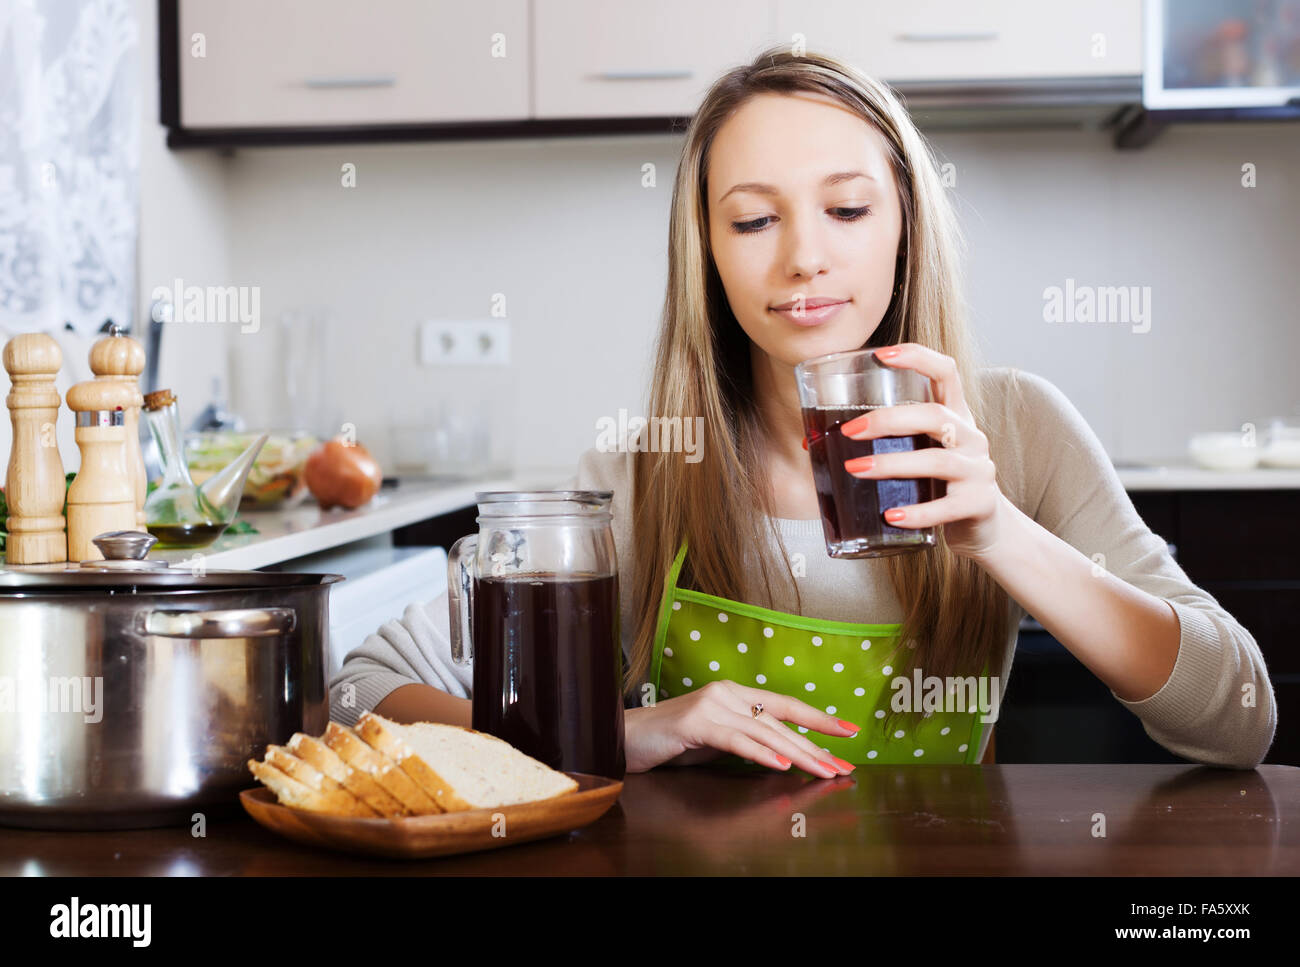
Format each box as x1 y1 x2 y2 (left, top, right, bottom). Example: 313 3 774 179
780 212 830 279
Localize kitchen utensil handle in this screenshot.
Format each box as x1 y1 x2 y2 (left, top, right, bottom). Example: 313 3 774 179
142 608 297 638
895 31 999 43
592 69 694 81
447 534 477 665
303 74 397 89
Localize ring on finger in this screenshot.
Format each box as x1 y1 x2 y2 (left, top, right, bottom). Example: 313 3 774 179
751 703 764 718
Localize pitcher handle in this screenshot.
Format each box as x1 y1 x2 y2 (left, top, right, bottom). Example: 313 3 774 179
447 534 478 665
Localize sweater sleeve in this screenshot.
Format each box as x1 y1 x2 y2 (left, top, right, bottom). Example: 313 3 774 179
327 465 590 727
1007 369 1277 769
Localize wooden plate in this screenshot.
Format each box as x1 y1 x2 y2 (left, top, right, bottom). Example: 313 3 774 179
239 773 622 859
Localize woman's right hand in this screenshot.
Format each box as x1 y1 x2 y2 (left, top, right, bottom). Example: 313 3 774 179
624 679 860 776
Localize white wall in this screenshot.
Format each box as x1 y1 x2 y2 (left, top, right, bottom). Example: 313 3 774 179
132 0 1300 474
13 1 1295 484
220 134 672 473
136 0 231 421
209 120 1299 472
932 121 1300 463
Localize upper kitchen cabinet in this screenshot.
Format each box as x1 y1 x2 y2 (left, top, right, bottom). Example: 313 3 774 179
161 0 1146 146
169 0 529 132
530 0 776 119
773 0 1142 81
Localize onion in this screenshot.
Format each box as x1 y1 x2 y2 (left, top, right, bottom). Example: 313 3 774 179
304 438 382 510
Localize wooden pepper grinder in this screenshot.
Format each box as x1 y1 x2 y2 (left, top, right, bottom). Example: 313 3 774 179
3 333 68 563
90 327 148 528
64 378 141 562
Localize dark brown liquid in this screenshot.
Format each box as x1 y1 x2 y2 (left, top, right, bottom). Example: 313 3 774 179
146 522 229 548
471 572 626 779
803 403 947 557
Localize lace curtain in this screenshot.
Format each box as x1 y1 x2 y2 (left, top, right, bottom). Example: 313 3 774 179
0 0 139 338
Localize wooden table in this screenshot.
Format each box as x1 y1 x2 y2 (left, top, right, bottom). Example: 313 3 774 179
2 763 1296 876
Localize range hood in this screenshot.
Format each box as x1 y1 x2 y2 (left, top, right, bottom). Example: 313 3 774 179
891 75 1142 131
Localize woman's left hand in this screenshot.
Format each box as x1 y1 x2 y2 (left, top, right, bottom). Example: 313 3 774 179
837 343 1010 561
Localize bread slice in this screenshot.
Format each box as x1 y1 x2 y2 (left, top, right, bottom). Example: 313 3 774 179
263 744 378 818
355 712 579 812
322 721 441 815
289 732 407 818
247 758 376 817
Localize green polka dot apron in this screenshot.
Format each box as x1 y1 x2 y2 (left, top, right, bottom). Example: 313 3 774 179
650 539 988 766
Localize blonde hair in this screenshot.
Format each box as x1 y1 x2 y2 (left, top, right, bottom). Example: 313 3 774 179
626 45 1018 734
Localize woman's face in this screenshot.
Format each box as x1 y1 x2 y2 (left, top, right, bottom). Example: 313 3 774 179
706 91 904 369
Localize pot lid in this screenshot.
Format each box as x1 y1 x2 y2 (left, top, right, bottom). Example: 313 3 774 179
0 530 342 594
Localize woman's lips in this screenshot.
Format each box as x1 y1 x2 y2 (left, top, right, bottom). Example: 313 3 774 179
770 300 848 326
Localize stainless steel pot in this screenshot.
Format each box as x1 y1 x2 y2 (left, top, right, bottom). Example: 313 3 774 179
0 533 341 829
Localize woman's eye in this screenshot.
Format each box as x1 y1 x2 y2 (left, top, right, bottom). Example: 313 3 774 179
729 206 871 235
832 206 871 221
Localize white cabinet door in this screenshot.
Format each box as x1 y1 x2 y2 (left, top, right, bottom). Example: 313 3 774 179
532 0 778 118
178 0 529 128
773 0 1142 82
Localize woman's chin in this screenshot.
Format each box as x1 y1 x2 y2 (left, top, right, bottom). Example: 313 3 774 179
783 328 873 364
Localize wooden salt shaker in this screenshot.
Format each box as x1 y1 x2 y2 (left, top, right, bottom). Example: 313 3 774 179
3 333 68 563
65 378 141 562
89 328 148 528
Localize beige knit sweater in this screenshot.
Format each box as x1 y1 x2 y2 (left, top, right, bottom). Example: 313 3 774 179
330 367 1277 769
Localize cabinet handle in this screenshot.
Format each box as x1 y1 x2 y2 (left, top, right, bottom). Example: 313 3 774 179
592 69 694 81
303 75 397 89
895 32 999 43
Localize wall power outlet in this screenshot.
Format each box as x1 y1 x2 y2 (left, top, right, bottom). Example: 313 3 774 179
419 320 510 366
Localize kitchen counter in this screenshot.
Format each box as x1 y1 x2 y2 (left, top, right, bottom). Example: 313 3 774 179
2 462 1294 576
1 763 1296 875
1115 464 1300 491
151 473 569 571
0 471 569 573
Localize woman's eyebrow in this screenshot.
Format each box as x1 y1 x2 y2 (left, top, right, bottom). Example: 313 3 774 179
718 170 874 203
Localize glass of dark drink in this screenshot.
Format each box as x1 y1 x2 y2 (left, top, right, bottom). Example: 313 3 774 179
794 349 947 559
447 491 626 780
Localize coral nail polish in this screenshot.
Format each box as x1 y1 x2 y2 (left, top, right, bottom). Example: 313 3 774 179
841 414 869 436
830 755 856 772
836 718 861 733
875 346 901 359
845 456 873 472
884 508 905 522
775 754 792 767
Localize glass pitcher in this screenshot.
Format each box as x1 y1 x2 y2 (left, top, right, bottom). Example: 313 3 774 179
448 491 626 780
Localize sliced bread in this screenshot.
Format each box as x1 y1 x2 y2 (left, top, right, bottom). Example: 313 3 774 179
246 758 376 817
288 731 407 818
355 712 579 812
262 744 378 818
322 721 442 815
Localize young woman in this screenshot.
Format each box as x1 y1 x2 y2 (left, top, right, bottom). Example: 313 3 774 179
332 47 1275 775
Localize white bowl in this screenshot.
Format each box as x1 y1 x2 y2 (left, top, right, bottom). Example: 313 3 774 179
1260 439 1300 468
1187 432 1260 471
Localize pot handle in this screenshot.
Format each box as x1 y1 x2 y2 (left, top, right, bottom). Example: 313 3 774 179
142 608 297 638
